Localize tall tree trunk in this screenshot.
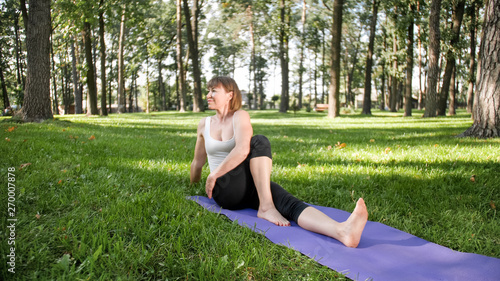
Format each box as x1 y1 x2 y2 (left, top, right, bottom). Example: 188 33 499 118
390 18 398 112
298 0 307 109
417 5 423 110
328 0 343 118
182 0 204 112
0 62 9 108
448 65 456 115
362 0 378 115
71 36 82 114
99 0 107 116
279 0 290 113
466 1 477 114
50 31 59 115
159 56 166 111
82 21 98 115
437 0 466 116
14 14 24 95
176 0 186 112
21 0 53 122
404 4 414 117
459 0 500 138
117 6 126 113
424 0 442 117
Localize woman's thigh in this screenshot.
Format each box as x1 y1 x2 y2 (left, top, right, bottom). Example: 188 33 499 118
212 160 258 210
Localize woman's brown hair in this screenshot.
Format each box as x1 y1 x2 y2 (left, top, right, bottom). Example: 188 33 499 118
207 76 242 111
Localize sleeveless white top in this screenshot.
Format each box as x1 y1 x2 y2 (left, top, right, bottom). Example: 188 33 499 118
204 116 236 172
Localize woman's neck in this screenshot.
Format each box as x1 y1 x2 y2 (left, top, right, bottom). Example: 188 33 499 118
215 108 234 123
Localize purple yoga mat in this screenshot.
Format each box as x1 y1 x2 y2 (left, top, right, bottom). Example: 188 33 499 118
187 196 500 281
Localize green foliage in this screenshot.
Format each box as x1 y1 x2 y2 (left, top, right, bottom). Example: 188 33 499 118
0 110 498 280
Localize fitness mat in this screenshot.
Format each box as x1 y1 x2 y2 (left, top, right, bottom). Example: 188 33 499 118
187 196 500 281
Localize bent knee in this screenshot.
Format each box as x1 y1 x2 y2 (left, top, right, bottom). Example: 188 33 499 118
250 135 272 159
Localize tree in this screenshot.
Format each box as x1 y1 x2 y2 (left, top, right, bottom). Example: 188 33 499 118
83 20 99 115
437 0 466 116
362 0 379 115
403 3 414 117
177 0 187 112
117 5 126 113
423 0 441 118
182 0 204 112
459 0 500 138
99 0 107 116
466 0 478 114
20 0 53 121
279 0 290 113
326 0 343 118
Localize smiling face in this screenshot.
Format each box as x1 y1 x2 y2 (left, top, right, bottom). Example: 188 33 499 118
207 84 233 111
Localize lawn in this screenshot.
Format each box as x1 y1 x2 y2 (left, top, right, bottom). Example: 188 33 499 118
1 109 499 280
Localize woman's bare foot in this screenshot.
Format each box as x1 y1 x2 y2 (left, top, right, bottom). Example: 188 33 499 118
258 206 290 226
338 198 368 248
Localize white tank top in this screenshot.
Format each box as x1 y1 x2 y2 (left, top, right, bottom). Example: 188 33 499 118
204 116 236 172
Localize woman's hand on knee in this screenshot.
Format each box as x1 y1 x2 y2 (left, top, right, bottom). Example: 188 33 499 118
206 174 216 199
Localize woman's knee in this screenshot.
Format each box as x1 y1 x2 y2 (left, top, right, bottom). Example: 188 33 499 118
250 135 272 159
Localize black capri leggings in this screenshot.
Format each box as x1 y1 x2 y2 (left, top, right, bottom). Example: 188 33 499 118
212 135 308 222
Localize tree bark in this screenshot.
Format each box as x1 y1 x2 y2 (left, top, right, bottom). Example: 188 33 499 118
71 36 82 114
466 1 477 114
176 0 186 112
362 0 378 115
117 6 126 113
328 0 343 118
279 0 290 113
437 0 466 116
21 0 53 122
390 18 398 113
0 62 9 108
459 0 500 138
298 0 307 109
423 0 442 118
99 0 107 116
404 4 414 117
182 0 204 112
448 64 456 115
82 21 98 115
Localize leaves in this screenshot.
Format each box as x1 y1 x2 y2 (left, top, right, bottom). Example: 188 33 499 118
335 142 346 149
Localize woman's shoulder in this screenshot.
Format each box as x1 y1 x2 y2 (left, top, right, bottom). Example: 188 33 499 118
197 117 208 135
233 110 250 120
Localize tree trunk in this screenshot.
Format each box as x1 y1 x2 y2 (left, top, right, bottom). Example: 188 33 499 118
21 0 53 122
117 7 126 113
99 0 107 116
0 63 9 108
466 1 477 114
279 0 290 113
328 0 343 118
404 4 414 117
390 21 398 112
448 65 456 115
71 36 82 114
182 0 204 112
417 11 423 110
298 0 307 109
437 0 466 116
50 31 59 115
362 0 378 115
159 56 166 111
82 21 98 115
459 0 500 138
423 0 442 118
176 0 186 112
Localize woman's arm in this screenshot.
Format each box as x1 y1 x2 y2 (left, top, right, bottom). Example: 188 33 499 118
205 110 253 198
190 118 207 183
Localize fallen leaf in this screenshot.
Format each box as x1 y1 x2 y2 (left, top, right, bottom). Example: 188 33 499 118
35 214 41 219
470 175 476 182
335 142 346 149
370 139 375 143
434 144 439 147
20 163 31 169
384 147 391 154
58 180 63 184
7 126 16 132
88 135 95 140
5 137 10 142
327 145 332 150
490 200 496 210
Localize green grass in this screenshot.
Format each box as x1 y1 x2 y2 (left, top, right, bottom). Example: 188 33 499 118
1 109 498 280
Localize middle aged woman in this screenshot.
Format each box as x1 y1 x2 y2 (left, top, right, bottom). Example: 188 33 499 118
190 76 368 248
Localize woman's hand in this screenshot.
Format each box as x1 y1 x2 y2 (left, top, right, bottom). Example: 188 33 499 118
205 174 217 199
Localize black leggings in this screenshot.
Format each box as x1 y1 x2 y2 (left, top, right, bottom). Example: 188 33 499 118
212 135 308 222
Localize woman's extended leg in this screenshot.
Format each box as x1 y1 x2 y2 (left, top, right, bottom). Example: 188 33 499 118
297 199 368 248
249 156 290 226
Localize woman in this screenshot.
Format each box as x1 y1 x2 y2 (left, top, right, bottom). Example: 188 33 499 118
190 76 368 248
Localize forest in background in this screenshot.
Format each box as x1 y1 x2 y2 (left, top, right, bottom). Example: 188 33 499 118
0 0 496 126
